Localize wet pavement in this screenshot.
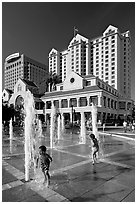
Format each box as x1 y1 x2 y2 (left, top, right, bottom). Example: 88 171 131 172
2 127 135 202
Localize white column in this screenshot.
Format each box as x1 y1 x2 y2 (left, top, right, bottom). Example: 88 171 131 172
87 96 90 106
77 97 80 107
80 112 86 144
61 113 65 131
67 98 70 108
98 96 102 107
59 100 61 109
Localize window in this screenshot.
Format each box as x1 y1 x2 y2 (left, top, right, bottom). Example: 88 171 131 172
17 84 22 92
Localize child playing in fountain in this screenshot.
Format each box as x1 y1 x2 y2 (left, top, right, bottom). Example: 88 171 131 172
36 145 52 187
89 133 99 164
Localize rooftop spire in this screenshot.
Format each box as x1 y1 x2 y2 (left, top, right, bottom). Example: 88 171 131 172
74 26 78 37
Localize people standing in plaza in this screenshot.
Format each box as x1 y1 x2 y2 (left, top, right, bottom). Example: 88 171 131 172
123 121 127 133
89 133 99 164
36 145 52 187
129 121 132 132
132 122 135 133
103 123 105 132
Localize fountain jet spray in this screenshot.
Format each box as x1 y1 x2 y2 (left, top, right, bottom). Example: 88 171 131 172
9 118 13 154
91 103 99 140
50 103 56 148
79 112 86 144
24 90 35 181
9 118 13 140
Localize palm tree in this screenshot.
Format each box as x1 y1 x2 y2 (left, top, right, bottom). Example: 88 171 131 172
40 71 61 92
52 73 61 91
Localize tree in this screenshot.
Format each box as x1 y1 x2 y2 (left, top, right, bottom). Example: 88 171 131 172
40 71 61 92
2 103 15 125
52 73 61 91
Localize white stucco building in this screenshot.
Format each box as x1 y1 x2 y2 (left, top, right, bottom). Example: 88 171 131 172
41 71 133 125
48 25 131 99
8 78 45 121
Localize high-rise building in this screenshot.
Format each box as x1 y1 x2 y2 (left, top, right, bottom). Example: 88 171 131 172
4 53 48 94
48 25 131 98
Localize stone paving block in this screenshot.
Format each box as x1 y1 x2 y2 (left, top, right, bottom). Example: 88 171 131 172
22 194 48 202
8 180 23 188
67 173 106 196
121 190 135 202
2 183 12 191
71 194 117 202
2 161 8 166
91 163 123 181
16 175 25 180
111 169 135 188
46 193 68 202
2 168 18 185
2 184 36 202
88 179 134 202
37 187 56 199
52 182 79 201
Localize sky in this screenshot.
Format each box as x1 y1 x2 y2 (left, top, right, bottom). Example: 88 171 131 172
2 2 135 100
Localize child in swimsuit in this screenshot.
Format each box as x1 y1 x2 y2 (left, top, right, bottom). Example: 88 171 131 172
36 145 52 187
89 133 99 164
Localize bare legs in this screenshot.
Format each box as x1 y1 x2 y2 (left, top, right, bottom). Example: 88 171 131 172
42 170 50 187
92 148 99 164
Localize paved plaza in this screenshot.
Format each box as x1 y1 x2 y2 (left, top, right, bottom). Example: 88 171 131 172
2 127 135 202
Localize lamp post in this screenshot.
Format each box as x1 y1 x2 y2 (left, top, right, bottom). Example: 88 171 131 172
71 105 74 127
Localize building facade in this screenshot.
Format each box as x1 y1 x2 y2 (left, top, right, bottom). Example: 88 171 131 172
8 78 45 123
41 71 133 125
4 53 48 94
48 25 131 98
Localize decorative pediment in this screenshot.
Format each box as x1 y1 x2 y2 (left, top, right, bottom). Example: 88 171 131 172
103 25 118 37
68 34 88 48
49 48 59 57
63 71 84 91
